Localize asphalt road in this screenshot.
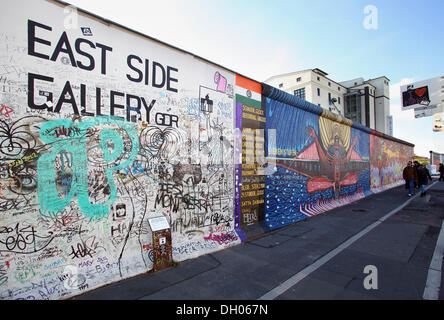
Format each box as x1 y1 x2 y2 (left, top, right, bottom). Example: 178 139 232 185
70 180 444 301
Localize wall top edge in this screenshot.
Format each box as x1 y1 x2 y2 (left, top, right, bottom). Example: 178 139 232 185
49 1 413 149
262 83 415 148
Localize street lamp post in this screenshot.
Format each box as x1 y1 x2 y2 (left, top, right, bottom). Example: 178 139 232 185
329 97 342 116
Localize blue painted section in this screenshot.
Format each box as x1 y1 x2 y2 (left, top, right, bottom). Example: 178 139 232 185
264 96 371 230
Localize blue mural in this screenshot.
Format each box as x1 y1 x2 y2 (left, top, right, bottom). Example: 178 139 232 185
265 98 370 230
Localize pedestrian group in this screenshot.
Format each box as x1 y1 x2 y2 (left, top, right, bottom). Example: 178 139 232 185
403 160 439 197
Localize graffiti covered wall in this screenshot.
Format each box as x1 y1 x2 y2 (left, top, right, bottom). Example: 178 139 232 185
0 0 416 300
0 0 240 300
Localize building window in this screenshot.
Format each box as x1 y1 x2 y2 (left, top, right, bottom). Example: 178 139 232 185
317 88 320 96
317 76 320 81
345 94 362 124
338 86 341 91
328 82 331 87
338 97 341 104
294 88 306 100
328 92 331 102
296 77 302 82
279 83 283 88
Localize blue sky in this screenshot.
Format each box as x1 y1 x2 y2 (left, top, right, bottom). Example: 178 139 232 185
66 0 444 157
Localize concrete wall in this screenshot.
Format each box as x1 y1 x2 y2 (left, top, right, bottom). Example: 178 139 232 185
267 103 361 227
370 134 413 193
0 0 240 300
0 0 414 300
264 87 369 229
262 86 413 228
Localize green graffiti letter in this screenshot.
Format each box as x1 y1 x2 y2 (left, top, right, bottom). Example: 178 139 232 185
38 116 139 219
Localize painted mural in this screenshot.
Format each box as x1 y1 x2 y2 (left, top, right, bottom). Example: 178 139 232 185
0 0 417 301
265 98 370 229
234 75 265 236
370 135 413 192
0 0 240 300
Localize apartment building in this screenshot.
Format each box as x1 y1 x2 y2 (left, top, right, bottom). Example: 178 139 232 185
264 68 391 135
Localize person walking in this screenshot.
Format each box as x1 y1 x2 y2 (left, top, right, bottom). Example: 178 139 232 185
439 163 444 181
417 164 432 197
413 161 420 189
403 161 418 197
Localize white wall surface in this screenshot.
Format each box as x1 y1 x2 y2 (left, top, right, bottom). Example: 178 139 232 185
0 0 239 300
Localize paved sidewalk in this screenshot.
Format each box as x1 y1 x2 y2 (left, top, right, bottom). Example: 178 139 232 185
70 181 444 300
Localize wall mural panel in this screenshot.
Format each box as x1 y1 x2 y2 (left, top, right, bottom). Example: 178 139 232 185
370 135 413 192
234 75 265 237
0 0 239 300
265 98 370 230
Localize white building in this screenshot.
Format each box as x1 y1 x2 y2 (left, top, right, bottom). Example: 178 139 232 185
264 68 391 135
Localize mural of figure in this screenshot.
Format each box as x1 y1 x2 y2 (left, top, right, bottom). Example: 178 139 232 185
299 119 364 199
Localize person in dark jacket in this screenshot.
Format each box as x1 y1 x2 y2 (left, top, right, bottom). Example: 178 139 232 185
403 161 418 196
417 164 432 197
439 163 444 181
413 161 420 189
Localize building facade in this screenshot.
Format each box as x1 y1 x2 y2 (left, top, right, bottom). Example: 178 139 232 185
264 68 391 135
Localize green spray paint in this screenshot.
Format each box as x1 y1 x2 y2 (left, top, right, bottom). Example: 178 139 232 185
37 116 139 220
